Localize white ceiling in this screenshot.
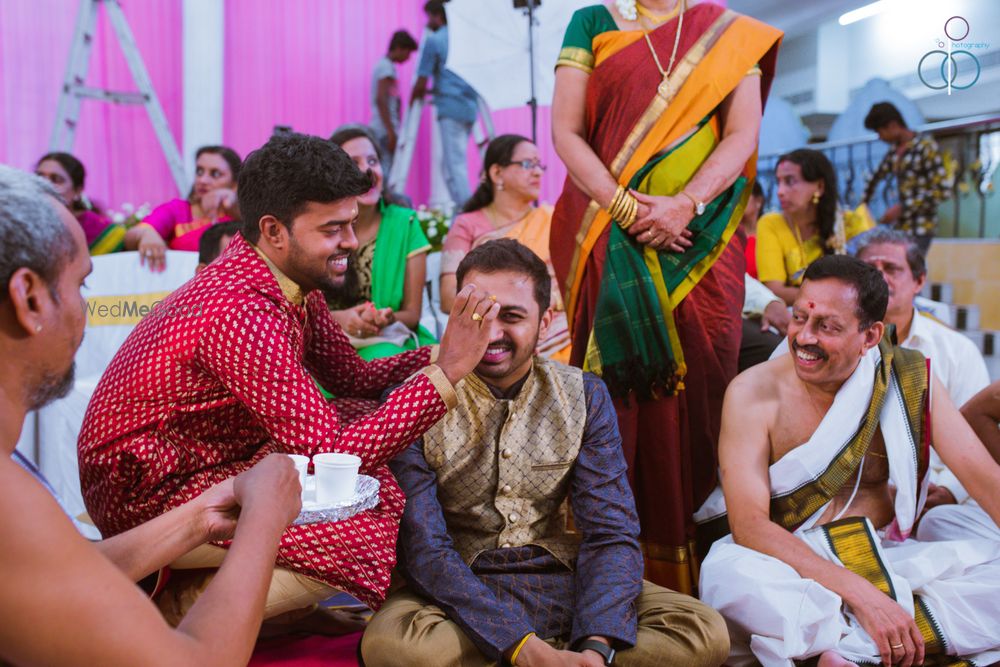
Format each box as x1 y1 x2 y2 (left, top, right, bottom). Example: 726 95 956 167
727 0 870 38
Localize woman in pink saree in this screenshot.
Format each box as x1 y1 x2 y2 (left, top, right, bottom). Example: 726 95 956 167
126 146 241 271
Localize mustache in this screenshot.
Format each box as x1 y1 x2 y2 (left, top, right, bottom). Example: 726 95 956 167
791 339 828 360
486 337 514 349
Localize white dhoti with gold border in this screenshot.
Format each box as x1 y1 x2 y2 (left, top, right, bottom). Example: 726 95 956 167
701 518 1000 666
696 343 1000 666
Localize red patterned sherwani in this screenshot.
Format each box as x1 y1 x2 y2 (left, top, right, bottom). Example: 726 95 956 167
78 234 457 609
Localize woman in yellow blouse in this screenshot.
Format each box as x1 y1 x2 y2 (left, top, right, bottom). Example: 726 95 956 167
756 148 872 304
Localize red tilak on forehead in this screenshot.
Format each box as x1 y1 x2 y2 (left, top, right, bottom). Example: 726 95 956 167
808 301 815 309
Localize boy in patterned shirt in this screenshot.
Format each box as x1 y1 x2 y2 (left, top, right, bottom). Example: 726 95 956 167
862 101 950 254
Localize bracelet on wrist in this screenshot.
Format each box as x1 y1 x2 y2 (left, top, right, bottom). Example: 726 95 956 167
607 185 627 219
618 195 638 230
510 632 535 666
607 185 639 230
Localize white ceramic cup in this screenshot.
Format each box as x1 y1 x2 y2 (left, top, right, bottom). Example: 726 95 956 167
287 454 310 490
313 453 361 504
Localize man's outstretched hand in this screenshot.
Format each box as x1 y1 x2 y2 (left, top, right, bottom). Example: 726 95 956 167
435 283 501 385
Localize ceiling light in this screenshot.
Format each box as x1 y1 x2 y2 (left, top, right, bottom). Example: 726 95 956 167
838 0 898 26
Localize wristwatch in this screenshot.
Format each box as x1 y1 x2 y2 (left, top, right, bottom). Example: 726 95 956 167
680 190 706 216
576 639 616 665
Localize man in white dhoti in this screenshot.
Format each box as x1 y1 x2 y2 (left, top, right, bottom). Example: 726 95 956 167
696 255 1000 667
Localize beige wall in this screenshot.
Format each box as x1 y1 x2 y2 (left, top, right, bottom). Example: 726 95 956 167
928 240 1000 330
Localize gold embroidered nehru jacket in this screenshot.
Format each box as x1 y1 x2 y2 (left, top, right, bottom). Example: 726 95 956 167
422 358 587 567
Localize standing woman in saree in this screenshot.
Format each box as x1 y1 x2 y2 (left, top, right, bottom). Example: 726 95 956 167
550 0 781 593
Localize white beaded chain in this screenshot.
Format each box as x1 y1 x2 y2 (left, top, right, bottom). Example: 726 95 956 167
615 0 638 21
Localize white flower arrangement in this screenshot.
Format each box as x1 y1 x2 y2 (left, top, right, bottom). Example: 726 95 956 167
615 0 637 20
414 204 453 252
107 202 152 227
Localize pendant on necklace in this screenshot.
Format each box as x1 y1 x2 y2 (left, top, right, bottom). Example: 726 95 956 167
657 75 671 99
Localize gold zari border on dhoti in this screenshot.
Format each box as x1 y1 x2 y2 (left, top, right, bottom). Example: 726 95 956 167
819 517 969 665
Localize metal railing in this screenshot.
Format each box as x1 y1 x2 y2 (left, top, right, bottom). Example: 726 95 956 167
756 114 1000 239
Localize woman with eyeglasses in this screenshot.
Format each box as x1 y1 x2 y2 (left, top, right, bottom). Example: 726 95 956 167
440 134 570 361
327 124 437 361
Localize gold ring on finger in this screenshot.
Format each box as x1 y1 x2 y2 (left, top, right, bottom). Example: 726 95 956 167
471 312 483 322
890 643 904 650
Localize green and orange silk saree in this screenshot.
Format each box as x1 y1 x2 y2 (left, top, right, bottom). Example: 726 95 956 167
551 3 781 593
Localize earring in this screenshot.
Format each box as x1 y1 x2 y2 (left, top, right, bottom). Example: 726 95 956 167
497 180 505 191
35 325 42 332
812 191 821 205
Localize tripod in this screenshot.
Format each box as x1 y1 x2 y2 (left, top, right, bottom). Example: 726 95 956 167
514 0 541 143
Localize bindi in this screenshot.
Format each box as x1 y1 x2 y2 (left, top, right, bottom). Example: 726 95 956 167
807 301 815 309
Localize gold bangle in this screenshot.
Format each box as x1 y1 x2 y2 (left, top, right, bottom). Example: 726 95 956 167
611 190 639 229
627 197 639 227
619 196 639 230
510 632 536 666
610 186 632 220
607 185 627 219
617 197 632 228
620 197 635 228
606 186 622 212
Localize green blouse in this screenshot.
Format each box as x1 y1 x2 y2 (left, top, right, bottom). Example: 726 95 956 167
556 5 619 74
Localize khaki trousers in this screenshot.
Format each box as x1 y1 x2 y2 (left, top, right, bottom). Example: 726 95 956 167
361 580 729 667
156 544 337 626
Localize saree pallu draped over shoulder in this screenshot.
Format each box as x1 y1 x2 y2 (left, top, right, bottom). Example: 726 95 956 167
550 3 782 594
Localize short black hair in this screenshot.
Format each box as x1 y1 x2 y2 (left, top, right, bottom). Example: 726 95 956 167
802 255 888 330
198 220 240 265
751 179 764 200
237 133 372 244
455 238 551 314
389 29 418 52
424 0 446 21
864 102 907 131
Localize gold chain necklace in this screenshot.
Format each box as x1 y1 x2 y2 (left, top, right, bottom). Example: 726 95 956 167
637 1 681 24
484 203 532 230
639 0 685 99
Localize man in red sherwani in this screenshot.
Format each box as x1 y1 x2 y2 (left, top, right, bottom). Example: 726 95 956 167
78 133 499 619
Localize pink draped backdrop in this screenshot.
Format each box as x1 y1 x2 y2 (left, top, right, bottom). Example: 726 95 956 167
1 0 568 211
220 0 568 206
0 0 182 212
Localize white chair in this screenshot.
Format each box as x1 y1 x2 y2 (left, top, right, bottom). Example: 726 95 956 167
420 251 450 339
33 251 198 527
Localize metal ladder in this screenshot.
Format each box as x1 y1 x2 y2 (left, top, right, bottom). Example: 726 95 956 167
50 0 186 194
386 95 496 198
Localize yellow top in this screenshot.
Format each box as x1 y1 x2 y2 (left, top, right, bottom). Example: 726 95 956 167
755 211 872 287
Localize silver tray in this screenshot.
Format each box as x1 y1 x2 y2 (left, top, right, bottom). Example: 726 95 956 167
293 474 380 525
